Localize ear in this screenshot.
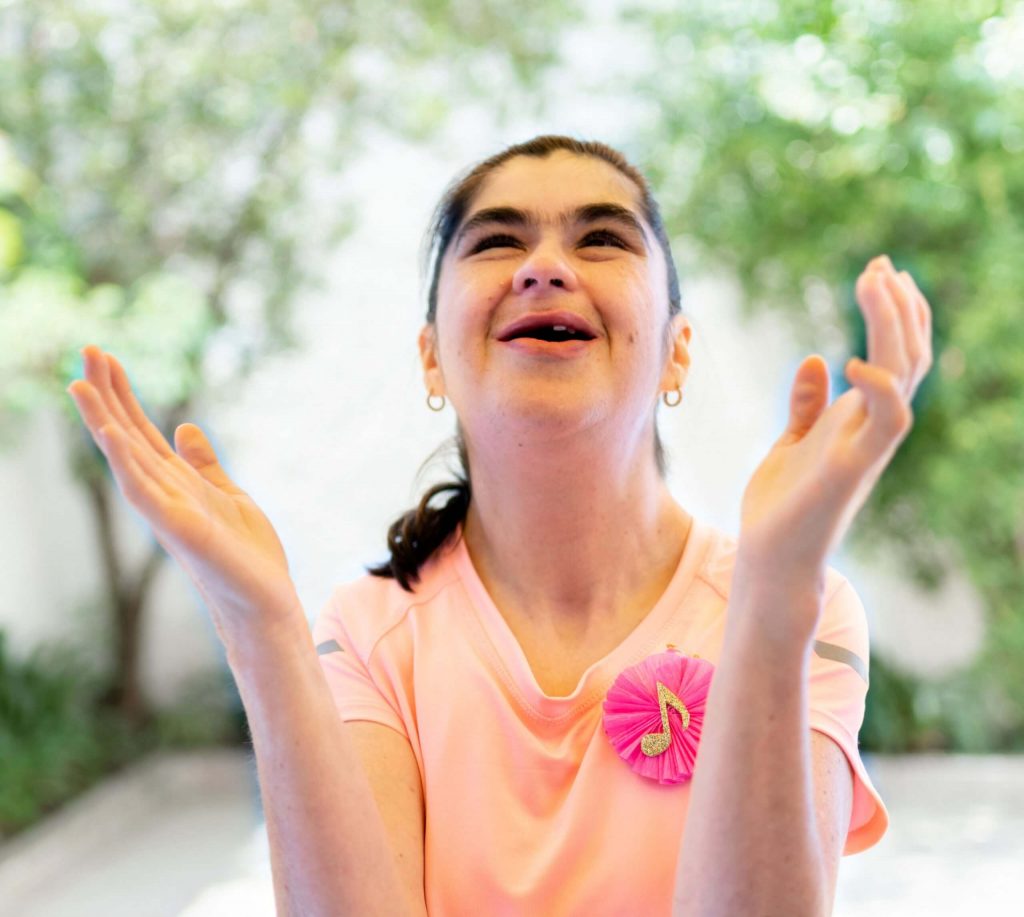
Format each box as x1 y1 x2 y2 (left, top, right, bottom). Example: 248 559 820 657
418 323 445 396
659 312 692 395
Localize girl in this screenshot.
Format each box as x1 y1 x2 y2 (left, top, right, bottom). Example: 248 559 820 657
68 135 932 915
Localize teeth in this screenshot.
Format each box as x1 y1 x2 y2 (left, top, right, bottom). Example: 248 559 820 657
552 325 577 335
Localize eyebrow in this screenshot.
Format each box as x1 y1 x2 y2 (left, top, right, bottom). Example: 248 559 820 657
454 202 650 249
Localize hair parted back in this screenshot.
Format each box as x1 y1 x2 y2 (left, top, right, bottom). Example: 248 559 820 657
365 134 684 592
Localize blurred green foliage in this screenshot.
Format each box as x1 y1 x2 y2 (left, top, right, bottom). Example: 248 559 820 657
626 0 1024 748
0 627 138 840
0 0 575 432
0 0 575 828
0 629 246 841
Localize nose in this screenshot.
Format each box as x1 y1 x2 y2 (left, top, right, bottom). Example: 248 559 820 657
512 244 578 294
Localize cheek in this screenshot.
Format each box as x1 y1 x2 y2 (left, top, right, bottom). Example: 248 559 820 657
434 277 508 366
439 275 508 341
594 259 657 305
593 267 659 343
439 263 507 308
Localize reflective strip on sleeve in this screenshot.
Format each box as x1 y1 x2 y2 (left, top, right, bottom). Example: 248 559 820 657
813 639 868 684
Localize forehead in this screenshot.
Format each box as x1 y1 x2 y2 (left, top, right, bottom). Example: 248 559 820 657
467 150 645 220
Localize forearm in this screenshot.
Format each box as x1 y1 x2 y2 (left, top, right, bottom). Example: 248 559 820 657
227 612 420 917
672 575 827 917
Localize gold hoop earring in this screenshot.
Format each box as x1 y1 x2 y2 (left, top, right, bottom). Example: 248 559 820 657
662 388 682 408
427 392 447 412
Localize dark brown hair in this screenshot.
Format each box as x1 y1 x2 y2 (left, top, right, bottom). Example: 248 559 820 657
366 135 684 591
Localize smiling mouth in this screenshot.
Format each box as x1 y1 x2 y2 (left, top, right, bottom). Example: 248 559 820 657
501 336 596 357
502 325 596 343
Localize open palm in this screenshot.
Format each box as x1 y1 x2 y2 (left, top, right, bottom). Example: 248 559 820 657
68 346 302 648
738 256 934 598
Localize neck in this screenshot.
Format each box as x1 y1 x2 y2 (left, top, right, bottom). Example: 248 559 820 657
460 426 692 634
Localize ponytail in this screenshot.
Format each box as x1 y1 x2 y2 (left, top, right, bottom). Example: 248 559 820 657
365 432 471 592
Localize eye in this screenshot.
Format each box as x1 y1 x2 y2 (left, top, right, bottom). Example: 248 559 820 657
469 233 522 254
581 229 628 248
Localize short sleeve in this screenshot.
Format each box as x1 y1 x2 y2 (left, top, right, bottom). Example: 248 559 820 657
310 587 409 740
809 577 889 854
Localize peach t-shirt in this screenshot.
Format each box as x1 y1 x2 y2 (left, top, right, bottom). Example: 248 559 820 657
312 516 888 916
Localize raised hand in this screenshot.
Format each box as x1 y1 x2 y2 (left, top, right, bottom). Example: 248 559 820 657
67 345 304 650
736 255 934 633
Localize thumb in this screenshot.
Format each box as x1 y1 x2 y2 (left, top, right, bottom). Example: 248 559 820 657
175 423 238 491
778 354 830 446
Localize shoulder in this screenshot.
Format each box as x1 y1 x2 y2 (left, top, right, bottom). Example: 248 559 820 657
312 534 464 660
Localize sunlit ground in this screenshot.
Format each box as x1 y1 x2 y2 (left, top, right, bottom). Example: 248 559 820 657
0 749 1021 916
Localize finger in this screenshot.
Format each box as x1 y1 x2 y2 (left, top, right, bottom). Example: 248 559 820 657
68 378 109 438
855 262 909 382
80 347 152 458
780 355 830 445
106 352 178 460
881 270 923 392
67 377 117 445
898 271 934 368
83 347 195 493
69 381 179 500
174 423 243 494
844 357 912 462
82 346 135 434
106 352 205 492
96 422 174 514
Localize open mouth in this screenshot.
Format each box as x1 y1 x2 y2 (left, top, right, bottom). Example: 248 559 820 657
497 312 600 357
497 319 598 339
500 330 596 357
501 324 596 343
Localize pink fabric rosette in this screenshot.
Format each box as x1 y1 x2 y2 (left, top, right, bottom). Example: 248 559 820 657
602 647 715 785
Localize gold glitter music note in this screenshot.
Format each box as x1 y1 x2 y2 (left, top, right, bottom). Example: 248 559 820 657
640 681 691 757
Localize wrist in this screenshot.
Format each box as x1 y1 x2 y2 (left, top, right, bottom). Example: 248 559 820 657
734 540 827 600
727 556 826 650
223 598 312 675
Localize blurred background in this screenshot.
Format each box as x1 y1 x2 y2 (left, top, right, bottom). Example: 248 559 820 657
1 0 1022 914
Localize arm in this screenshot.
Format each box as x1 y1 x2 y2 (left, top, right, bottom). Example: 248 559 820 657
672 255 931 914
229 616 428 917
66 346 425 917
671 579 852 916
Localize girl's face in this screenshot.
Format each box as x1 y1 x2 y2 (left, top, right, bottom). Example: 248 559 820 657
420 151 690 444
